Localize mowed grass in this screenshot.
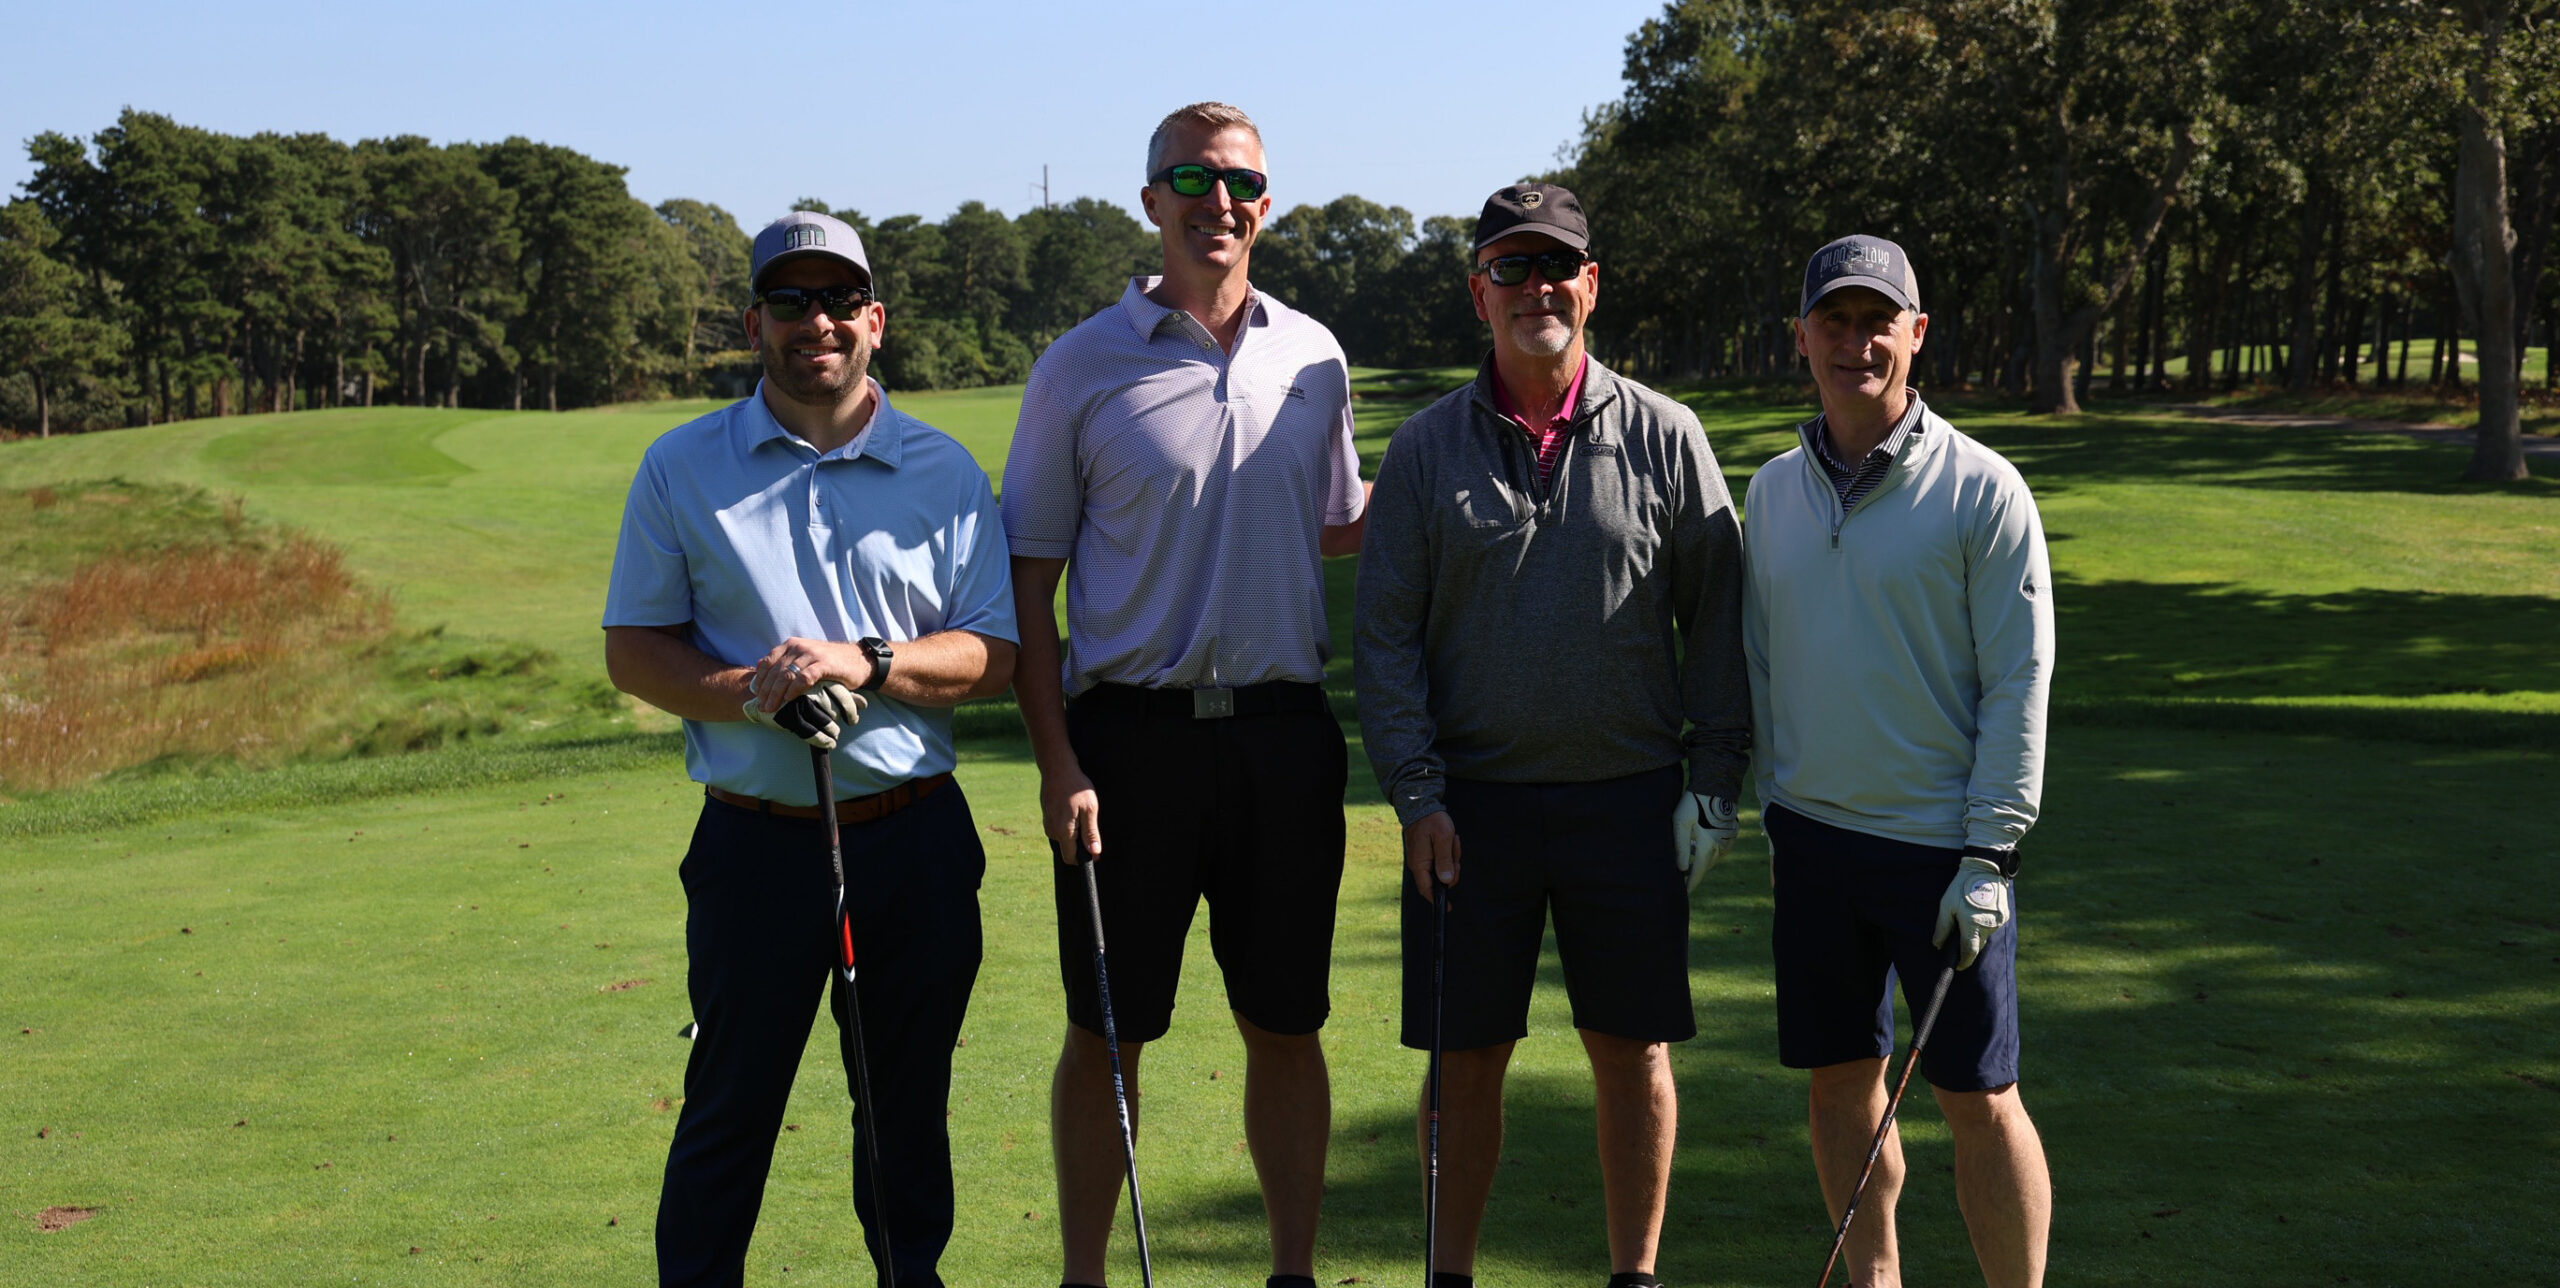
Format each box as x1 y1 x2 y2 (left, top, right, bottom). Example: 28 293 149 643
2 377 2557 1285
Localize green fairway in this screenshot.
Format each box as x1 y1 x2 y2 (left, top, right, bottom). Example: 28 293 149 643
3 379 2556 1284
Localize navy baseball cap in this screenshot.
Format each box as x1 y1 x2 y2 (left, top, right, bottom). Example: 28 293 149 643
751 212 871 293
1800 235 1919 315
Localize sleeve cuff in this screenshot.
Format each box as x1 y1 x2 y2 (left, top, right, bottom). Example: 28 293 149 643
1005 535 1073 559
1389 783 1446 828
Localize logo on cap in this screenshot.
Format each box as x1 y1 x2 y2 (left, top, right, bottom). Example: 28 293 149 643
784 225 826 251
1818 241 1891 277
1519 191 1543 208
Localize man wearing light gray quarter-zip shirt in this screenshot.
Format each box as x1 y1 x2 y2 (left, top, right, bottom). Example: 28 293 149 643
1746 234 2055 1288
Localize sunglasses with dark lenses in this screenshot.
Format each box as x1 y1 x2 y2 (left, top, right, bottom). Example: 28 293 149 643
1475 250 1591 287
759 284 873 322
1150 163 1270 201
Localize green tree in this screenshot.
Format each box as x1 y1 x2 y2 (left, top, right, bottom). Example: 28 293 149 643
0 200 124 436
1013 197 1156 345
354 137 519 407
656 198 752 374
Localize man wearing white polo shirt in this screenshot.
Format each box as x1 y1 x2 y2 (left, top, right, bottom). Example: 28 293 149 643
1002 101 1368 1288
605 211 1019 1288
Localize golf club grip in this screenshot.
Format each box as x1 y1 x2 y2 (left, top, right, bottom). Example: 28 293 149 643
1815 945 1966 1288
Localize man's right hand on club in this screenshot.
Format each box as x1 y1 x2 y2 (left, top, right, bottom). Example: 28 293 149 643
1042 764 1103 863
1931 855 2013 970
1404 811 1460 899
740 680 866 750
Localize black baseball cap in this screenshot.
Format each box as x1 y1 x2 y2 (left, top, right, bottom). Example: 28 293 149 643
1474 183 1589 253
1800 234 1920 315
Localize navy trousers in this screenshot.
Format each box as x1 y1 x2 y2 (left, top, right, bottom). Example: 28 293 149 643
656 783 985 1288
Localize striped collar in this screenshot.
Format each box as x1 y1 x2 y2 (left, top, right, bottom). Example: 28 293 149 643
1811 394 1925 480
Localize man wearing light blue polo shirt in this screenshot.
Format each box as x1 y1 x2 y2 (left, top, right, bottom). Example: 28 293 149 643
604 210 1019 1288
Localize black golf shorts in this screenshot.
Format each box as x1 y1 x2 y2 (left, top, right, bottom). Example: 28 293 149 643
1766 801 2020 1092
1400 765 1696 1051
1052 685 1348 1043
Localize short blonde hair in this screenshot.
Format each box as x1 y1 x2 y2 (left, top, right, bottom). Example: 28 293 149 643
1145 102 1264 178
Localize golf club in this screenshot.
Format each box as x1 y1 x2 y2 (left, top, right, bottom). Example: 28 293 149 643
1813 937 1965 1288
1079 854 1157 1288
814 745 898 1288
1425 878 1448 1288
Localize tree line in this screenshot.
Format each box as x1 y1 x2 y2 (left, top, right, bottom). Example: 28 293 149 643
0 110 1491 438
12 0 2559 478
1558 0 2560 479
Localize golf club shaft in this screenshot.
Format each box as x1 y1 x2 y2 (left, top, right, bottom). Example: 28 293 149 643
1814 940 1964 1288
1425 879 1447 1288
1081 856 1155 1288
815 747 898 1288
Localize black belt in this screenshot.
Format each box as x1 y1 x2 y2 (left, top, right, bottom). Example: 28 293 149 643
1073 681 1330 720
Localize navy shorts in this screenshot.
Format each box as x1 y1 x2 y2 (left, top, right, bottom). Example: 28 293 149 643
1052 686 1347 1043
1766 801 2019 1092
1401 766 1695 1051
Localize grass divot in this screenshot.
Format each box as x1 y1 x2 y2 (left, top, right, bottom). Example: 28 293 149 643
34 1207 99 1233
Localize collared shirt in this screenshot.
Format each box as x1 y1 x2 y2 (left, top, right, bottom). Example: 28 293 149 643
604 379 1019 803
1355 357 1752 825
1811 394 1926 511
1489 354 1590 490
1001 277 1365 697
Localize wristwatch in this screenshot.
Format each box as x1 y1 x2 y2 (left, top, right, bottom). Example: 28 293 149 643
857 637 894 692
1963 843 2021 879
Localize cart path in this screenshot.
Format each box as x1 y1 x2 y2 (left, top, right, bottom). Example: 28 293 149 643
2160 403 2560 460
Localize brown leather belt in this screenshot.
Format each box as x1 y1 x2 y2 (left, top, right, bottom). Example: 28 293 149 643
706 771 953 824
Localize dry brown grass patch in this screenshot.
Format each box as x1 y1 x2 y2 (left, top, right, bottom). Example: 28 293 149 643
0 531 394 792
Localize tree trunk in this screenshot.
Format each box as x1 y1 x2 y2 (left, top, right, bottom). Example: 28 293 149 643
2287 184 2325 389
2184 218 2221 392
2028 127 2201 414
2453 53 2527 479
32 371 49 439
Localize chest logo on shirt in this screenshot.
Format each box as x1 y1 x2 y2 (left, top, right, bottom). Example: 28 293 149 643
1285 384 1308 401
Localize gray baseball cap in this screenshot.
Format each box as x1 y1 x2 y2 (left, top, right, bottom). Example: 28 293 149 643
1800 235 1919 315
750 211 871 294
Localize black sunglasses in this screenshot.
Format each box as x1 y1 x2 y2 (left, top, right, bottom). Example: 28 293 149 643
1150 163 1269 201
759 284 873 323
1474 250 1591 287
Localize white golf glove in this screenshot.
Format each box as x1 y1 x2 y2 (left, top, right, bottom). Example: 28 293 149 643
1932 856 2013 970
742 680 868 751
1672 792 1738 893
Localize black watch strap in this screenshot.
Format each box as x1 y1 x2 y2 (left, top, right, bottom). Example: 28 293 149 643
857 637 894 692
1963 843 2021 878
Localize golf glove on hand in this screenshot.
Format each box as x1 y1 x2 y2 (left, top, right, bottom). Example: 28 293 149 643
1672 792 1739 893
742 680 867 751
1932 856 2013 970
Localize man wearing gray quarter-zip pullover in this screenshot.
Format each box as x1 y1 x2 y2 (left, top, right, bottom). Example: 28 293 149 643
1746 234 2053 1288
1355 183 1748 1288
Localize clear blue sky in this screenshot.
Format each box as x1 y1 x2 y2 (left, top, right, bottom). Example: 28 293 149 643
1 0 1671 228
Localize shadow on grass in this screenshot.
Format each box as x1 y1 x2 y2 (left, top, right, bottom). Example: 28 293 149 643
1955 415 2553 497
2054 578 2560 745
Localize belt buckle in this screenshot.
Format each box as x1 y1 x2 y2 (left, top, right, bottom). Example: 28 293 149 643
1191 687 1235 719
